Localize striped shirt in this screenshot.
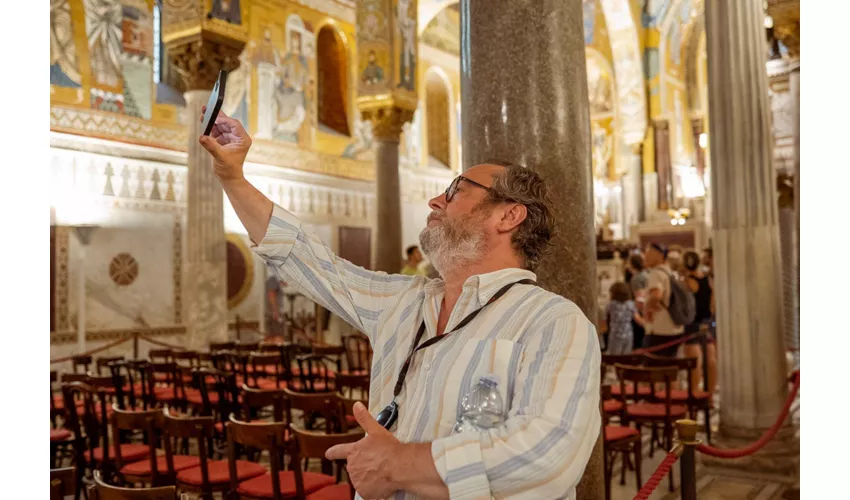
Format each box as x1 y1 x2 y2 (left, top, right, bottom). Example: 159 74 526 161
253 204 601 500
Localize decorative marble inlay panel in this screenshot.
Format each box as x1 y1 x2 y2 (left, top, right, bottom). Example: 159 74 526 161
56 226 70 331
51 106 187 151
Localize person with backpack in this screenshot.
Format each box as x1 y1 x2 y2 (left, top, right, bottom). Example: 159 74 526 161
642 242 696 357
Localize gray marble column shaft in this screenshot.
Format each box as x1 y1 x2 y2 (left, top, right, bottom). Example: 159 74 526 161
184 90 229 349
373 138 403 273
460 0 602 496
791 67 800 368
705 0 798 472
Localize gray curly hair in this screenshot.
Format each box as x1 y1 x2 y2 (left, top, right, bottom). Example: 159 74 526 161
480 161 555 271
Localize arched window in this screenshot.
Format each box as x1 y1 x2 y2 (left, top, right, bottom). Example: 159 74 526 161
425 70 451 168
316 26 349 136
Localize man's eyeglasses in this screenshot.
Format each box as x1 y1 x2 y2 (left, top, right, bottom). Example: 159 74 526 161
445 175 495 203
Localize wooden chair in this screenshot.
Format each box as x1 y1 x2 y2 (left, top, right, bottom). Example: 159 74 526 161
614 364 686 492
236 341 261 353
147 350 173 364
173 350 201 387
643 353 713 443
291 426 365 497
73 355 93 374
50 467 76 500
161 410 266 500
111 406 201 488
63 381 149 500
89 470 176 500
602 354 650 398
293 354 337 393
209 341 236 352
150 362 185 410
601 385 641 500
247 352 283 389
243 386 288 423
108 361 145 411
342 334 372 375
226 416 337 500
282 388 347 434
96 356 125 376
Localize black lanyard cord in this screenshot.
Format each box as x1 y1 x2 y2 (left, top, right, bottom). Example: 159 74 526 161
391 278 537 398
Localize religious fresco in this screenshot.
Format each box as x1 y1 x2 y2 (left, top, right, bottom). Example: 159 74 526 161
357 0 392 96
209 0 242 24
586 51 616 180
274 16 315 143
395 0 417 91
222 47 251 126
587 55 614 116
51 0 83 90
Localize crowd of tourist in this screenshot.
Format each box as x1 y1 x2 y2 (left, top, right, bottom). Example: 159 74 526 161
605 243 717 394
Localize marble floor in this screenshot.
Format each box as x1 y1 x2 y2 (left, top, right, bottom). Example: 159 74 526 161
608 391 800 500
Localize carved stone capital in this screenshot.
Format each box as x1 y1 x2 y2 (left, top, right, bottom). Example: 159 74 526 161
167 40 244 91
362 106 415 142
768 0 800 58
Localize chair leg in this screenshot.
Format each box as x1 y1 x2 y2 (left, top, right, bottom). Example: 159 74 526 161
619 449 627 485
602 444 611 500
704 406 712 443
634 438 643 489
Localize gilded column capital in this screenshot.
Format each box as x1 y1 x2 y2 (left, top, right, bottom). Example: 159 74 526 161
168 40 243 91
768 0 800 58
362 106 414 142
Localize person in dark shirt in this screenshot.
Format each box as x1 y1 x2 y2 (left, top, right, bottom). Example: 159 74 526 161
682 250 716 395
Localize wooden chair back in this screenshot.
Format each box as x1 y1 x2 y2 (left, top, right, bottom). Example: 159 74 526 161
291 427 365 460
110 405 163 480
601 354 644 370
247 352 281 388
50 467 76 500
195 368 240 429
96 356 125 375
227 416 299 500
236 341 260 353
150 362 185 405
72 355 93 374
283 387 346 433
148 349 173 363
108 361 138 410
242 385 288 423
62 381 110 468
161 410 216 495
209 341 236 352
642 353 697 399
294 354 337 393
614 364 678 413
343 334 372 374
91 470 176 500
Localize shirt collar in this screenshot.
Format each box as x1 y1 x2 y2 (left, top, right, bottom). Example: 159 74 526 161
423 268 537 304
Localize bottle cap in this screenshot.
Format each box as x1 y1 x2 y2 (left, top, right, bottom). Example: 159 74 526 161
479 374 500 388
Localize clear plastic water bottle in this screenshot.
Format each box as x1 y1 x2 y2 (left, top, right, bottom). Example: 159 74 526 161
452 375 505 434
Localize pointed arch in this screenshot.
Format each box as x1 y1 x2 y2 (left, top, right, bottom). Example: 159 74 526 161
316 22 351 136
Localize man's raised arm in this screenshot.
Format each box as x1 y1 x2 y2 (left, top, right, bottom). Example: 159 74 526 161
199 110 416 340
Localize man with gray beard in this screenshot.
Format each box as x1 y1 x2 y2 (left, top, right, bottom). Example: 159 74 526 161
199 109 600 500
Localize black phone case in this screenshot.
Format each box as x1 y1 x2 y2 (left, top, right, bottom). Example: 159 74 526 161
202 70 228 136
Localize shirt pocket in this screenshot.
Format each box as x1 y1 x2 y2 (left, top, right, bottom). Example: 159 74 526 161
435 338 524 435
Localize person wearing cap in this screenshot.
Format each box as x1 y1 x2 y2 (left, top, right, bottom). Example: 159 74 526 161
642 242 685 356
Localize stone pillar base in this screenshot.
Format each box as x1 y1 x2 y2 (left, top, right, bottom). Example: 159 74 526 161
184 260 229 350
700 424 799 479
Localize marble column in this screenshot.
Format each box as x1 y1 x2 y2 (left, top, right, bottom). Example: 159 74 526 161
183 90 228 349
705 0 799 474
791 67 800 369
460 0 602 496
373 134 403 274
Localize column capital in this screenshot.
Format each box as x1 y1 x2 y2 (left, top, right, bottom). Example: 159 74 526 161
161 0 248 91
361 105 414 142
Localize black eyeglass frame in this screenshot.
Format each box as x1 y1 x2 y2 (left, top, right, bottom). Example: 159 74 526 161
445 175 496 203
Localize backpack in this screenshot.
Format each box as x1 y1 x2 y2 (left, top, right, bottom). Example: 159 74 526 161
660 269 696 326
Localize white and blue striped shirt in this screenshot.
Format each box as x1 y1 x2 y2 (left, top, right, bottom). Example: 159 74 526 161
253 204 601 500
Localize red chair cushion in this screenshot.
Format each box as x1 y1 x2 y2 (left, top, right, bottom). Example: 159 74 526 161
602 399 623 413
52 397 86 410
237 471 336 498
154 386 180 401
121 455 201 475
84 443 149 462
604 425 640 442
307 483 352 500
177 459 266 486
256 378 284 390
50 428 72 441
610 383 653 397
626 403 688 419
654 389 711 401
185 389 218 406
345 415 358 427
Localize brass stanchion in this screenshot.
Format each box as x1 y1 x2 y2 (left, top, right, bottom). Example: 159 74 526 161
676 419 701 500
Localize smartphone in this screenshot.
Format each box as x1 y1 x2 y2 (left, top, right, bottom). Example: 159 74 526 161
201 70 228 136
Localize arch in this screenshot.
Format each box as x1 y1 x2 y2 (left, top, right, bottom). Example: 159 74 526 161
424 67 453 169
316 23 351 136
599 0 647 146
418 0 459 34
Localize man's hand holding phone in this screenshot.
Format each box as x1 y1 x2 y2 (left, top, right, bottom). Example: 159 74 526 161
198 107 253 183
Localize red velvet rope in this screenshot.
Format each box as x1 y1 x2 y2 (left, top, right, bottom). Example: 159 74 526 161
49 335 134 364
633 448 681 500
137 334 186 351
696 371 800 458
632 332 699 355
